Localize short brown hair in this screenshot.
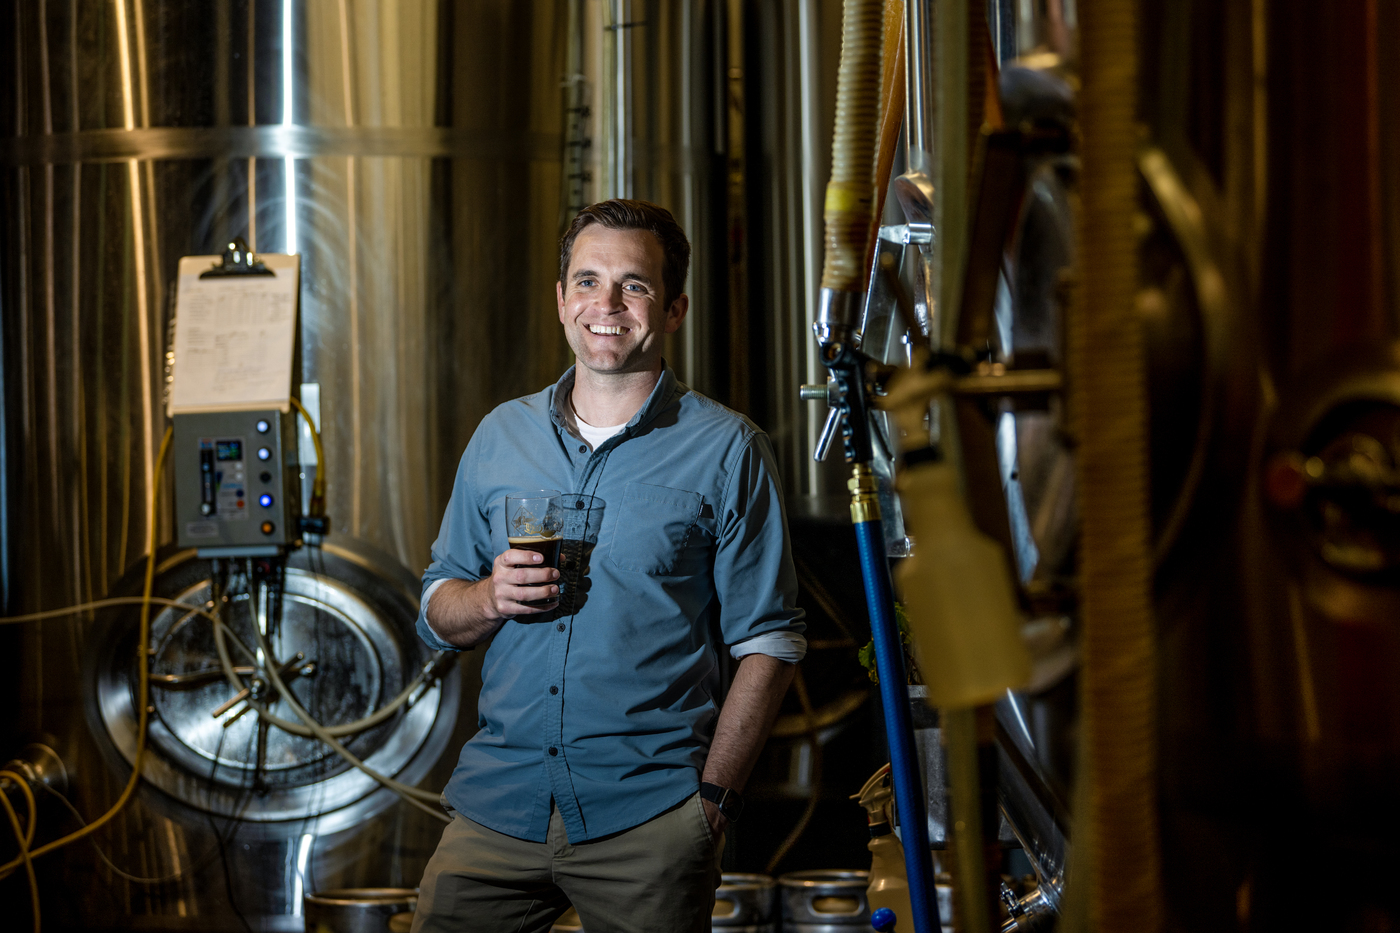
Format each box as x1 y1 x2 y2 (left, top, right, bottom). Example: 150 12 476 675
559 200 691 308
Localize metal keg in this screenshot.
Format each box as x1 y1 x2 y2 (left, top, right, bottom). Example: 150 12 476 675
304 888 418 933
779 870 871 933
713 872 779 932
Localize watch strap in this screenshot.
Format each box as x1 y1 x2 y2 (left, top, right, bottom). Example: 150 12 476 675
699 782 745 823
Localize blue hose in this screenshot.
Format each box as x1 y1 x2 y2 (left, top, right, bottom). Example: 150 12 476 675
853 518 942 933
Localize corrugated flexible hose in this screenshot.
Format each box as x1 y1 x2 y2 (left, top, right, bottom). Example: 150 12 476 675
822 0 884 294
1068 0 1165 929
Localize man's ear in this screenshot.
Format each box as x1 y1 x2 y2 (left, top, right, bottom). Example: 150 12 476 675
557 279 567 323
664 294 690 334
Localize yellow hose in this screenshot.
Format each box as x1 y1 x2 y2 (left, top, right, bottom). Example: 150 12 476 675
0 780 39 933
0 771 37 852
0 426 173 882
1 595 218 626
1069 0 1164 928
822 0 885 293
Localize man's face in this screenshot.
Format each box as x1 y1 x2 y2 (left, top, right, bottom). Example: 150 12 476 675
557 225 688 379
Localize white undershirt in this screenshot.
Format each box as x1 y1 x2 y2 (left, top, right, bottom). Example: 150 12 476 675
575 416 626 450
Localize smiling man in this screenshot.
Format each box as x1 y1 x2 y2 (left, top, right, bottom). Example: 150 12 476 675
411 200 806 933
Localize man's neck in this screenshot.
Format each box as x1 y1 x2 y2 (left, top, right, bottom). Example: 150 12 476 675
570 365 663 427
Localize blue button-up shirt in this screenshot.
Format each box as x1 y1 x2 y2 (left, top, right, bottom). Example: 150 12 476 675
418 365 805 842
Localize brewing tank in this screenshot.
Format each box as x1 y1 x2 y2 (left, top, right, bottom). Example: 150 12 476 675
0 2 578 928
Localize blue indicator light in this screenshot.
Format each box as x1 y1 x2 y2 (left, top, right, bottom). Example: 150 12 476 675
257 447 272 461
259 494 274 508
256 419 271 433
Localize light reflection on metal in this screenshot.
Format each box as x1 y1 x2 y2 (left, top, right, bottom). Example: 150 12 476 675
135 0 167 323
601 0 632 199
903 0 935 174
247 0 258 252
115 0 156 503
283 0 298 254
934 0 967 348
1137 146 1228 564
336 0 362 531
292 832 314 916
39 6 62 541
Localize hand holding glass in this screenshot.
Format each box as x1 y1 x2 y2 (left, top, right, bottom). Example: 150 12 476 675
506 491 563 607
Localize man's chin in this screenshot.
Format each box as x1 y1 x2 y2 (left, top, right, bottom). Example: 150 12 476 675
575 354 660 378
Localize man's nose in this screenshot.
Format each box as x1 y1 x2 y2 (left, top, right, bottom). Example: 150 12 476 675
602 282 627 312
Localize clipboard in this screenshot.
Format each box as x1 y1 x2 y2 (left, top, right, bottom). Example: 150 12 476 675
168 239 301 416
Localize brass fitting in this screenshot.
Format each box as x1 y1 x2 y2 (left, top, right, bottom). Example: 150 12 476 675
849 463 882 524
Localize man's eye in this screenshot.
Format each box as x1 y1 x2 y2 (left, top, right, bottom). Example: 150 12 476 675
577 279 596 288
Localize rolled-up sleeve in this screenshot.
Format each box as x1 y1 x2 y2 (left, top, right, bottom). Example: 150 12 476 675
712 433 806 655
416 439 497 652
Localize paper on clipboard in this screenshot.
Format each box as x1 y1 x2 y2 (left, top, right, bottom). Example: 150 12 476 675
168 254 300 415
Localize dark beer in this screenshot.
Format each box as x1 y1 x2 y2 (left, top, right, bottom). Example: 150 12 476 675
508 535 563 605
509 534 562 566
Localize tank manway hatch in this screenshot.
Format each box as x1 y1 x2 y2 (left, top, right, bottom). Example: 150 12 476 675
87 538 459 834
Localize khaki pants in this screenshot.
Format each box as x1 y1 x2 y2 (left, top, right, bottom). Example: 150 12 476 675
411 792 724 933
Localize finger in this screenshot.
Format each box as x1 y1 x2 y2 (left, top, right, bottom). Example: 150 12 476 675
501 548 548 568
503 587 561 614
508 566 560 586
516 582 561 601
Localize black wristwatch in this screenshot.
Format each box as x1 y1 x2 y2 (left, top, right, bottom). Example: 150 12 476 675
699 782 745 823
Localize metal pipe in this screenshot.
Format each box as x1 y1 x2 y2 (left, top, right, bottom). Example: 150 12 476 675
798 0 827 498
935 0 968 348
941 711 991 933
903 0 935 174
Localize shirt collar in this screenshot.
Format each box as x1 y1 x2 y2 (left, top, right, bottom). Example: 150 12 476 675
549 363 681 436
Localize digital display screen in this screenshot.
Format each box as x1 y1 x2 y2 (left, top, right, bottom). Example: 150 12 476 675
215 440 243 461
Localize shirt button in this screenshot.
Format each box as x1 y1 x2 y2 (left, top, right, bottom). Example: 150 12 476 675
548 747 558 756
550 686 559 695
578 444 587 453
557 623 565 632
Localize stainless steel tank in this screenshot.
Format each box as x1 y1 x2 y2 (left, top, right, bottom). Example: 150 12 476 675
0 1 576 929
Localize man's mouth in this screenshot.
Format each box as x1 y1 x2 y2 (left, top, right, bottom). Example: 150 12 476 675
587 324 628 335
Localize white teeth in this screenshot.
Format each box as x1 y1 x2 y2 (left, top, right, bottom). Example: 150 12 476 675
588 325 626 335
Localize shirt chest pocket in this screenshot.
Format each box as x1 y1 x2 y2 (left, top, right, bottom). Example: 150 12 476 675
608 482 705 575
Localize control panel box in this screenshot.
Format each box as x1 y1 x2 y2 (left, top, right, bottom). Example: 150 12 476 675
173 410 302 555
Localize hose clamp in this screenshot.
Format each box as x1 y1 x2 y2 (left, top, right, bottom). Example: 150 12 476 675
815 288 863 348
